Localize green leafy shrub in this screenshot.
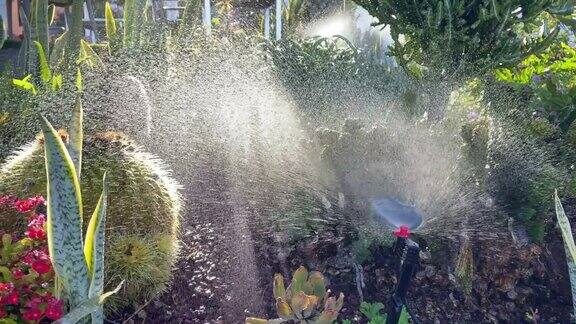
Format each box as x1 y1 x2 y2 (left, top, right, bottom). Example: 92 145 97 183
496 42 576 135
246 266 344 324
0 109 181 312
353 0 573 83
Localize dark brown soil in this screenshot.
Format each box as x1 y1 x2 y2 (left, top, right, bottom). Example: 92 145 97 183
120 197 575 324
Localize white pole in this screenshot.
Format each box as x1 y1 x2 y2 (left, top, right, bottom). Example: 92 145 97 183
275 0 282 40
264 7 271 40
203 0 211 35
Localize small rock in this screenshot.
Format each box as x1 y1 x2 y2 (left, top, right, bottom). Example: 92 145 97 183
507 289 518 300
425 265 436 278
416 270 426 280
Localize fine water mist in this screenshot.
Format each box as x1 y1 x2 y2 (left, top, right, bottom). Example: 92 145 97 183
74 37 507 319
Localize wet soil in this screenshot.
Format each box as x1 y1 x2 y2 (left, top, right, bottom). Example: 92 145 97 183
124 196 575 324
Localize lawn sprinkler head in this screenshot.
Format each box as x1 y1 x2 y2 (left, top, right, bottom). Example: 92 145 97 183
371 198 422 324
371 198 423 232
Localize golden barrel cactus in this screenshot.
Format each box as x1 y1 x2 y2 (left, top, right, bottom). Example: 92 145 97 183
0 131 182 312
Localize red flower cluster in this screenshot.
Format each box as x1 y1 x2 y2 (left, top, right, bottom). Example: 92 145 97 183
0 195 64 322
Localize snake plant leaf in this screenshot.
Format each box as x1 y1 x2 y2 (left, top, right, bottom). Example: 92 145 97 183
76 67 82 92
40 115 89 308
18 7 36 74
33 41 52 84
79 39 104 69
85 172 107 294
104 2 117 42
123 0 135 46
35 0 49 55
48 4 56 25
68 96 83 176
53 281 123 324
85 173 107 323
554 190 576 317
50 30 67 68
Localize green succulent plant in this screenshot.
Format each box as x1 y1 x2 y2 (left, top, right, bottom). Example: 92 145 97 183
0 99 181 312
246 266 344 324
39 100 121 322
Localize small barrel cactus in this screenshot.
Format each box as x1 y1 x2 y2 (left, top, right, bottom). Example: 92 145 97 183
246 266 344 324
0 131 181 312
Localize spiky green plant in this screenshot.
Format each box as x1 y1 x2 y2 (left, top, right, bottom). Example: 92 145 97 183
246 266 344 324
0 99 181 312
352 0 574 117
554 190 576 317
353 0 573 80
39 103 121 322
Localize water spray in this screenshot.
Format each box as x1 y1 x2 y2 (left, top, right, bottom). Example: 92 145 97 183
275 0 282 40
372 198 422 324
203 0 212 35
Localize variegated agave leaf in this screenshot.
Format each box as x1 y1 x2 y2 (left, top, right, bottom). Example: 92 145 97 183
40 116 89 308
85 173 108 322
554 190 576 317
53 281 123 324
68 95 83 177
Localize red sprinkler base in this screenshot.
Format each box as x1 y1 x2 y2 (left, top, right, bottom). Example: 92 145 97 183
394 225 411 238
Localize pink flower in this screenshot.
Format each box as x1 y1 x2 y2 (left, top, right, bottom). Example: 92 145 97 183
45 298 63 320
25 296 42 309
31 259 51 274
0 307 6 318
23 249 53 274
0 283 14 293
14 196 45 213
22 307 43 321
11 268 24 280
26 214 46 240
4 291 19 305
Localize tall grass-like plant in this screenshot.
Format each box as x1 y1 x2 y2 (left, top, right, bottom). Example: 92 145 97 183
40 99 121 322
554 190 576 317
